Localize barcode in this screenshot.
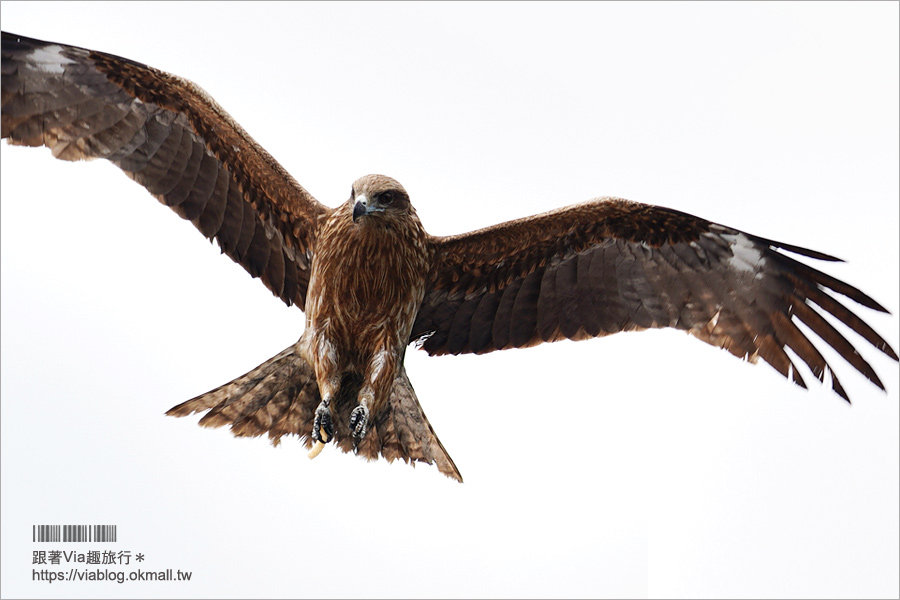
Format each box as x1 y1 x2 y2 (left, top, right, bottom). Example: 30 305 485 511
32 525 117 543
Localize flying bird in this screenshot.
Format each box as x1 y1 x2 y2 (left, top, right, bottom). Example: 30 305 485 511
2 31 897 482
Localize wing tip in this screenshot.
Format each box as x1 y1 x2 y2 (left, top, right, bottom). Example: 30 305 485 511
749 232 844 263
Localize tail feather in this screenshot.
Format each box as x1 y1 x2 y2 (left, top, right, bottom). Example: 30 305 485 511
354 368 461 482
166 345 462 482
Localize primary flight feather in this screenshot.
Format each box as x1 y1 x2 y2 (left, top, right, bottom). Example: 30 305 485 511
2 31 896 482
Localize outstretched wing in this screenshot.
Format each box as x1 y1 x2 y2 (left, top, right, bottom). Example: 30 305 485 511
1 31 325 308
412 197 898 401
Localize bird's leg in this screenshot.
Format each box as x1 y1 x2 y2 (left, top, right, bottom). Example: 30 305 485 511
309 375 340 459
312 398 334 443
349 396 371 448
352 348 396 450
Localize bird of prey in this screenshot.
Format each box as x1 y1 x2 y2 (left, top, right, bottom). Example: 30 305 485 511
2 31 897 482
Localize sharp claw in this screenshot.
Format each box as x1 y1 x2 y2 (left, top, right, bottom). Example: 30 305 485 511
349 404 369 442
310 401 334 460
317 423 331 443
308 440 326 459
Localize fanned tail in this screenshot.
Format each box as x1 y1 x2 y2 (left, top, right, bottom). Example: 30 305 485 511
166 345 462 482
355 367 462 482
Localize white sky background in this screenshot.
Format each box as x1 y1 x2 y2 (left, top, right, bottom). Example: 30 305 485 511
1 2 898 598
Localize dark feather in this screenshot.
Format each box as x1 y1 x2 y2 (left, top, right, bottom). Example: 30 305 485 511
415 199 898 402
3 31 896 484
167 348 462 482
1 31 322 308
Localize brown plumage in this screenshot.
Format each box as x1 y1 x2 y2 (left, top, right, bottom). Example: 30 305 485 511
2 31 897 482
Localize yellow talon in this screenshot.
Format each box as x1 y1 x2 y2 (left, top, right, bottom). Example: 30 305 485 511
308 426 330 459
308 440 326 459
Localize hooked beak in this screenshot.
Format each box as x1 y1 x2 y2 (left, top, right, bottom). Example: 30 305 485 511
352 194 384 222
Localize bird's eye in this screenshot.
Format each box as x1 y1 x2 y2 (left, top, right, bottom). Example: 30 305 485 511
380 191 394 205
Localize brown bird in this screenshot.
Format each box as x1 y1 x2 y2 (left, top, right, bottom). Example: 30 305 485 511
2 31 897 482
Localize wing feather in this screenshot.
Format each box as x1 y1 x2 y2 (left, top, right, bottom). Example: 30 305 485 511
244 222 271 279
414 197 897 401
447 296 481 355
216 178 245 255
574 251 601 337
469 292 501 353
491 278 521 351
536 262 560 341
510 269 543 347
189 152 226 234
165 136 206 209
554 253 581 339
140 122 191 195
1 31 325 308
791 300 883 390
592 241 629 334
262 233 286 299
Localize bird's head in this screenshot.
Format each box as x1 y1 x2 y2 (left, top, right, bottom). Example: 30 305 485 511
350 174 412 223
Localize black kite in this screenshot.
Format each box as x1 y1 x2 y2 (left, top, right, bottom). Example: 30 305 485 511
2 32 897 482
